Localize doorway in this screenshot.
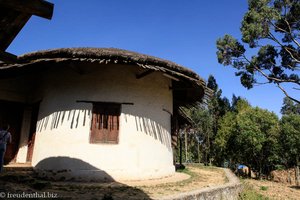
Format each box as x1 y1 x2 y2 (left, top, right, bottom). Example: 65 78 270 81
0 100 23 164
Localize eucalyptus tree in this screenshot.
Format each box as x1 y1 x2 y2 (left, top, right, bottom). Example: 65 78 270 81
217 0 300 103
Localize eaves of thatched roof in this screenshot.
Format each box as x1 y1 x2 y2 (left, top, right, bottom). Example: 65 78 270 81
1 47 205 85
0 47 208 105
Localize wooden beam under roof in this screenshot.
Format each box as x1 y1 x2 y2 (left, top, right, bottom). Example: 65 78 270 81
0 51 18 63
0 0 54 63
0 0 54 20
136 70 154 79
0 11 31 51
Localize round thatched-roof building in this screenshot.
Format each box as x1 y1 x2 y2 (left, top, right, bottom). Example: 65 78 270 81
0 48 206 181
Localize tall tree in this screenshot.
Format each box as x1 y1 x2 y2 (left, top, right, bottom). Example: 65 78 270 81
207 75 230 164
280 114 300 186
216 0 300 103
214 111 237 166
180 75 230 165
215 98 251 166
180 105 213 164
281 96 300 115
216 99 280 177
231 94 247 112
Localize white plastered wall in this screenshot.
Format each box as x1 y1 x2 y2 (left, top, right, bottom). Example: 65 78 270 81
31 64 175 181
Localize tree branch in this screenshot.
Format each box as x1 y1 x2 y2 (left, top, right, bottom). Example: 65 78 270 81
269 20 300 48
268 32 300 63
284 18 300 48
253 81 270 86
242 55 300 86
270 21 289 34
277 83 300 104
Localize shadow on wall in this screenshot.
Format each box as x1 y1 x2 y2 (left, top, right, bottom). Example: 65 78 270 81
123 106 172 152
36 99 172 152
133 115 172 151
36 109 91 132
36 104 172 151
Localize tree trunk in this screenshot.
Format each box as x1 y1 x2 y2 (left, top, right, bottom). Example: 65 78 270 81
259 161 262 180
295 166 300 186
197 140 200 163
248 166 252 178
206 132 210 166
185 129 188 162
296 157 300 187
179 133 182 166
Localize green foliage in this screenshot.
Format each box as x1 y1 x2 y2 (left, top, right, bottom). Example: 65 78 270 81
234 98 252 112
207 75 231 118
241 0 280 47
180 74 300 177
280 114 300 166
188 106 213 136
216 35 245 66
214 111 237 164
215 97 251 162
180 75 231 165
260 186 269 191
179 106 213 164
281 97 300 115
216 0 300 103
206 75 231 165
216 98 280 176
207 75 218 91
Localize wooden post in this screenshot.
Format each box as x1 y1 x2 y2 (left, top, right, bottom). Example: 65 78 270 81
185 128 188 162
296 157 300 186
179 131 182 166
197 138 200 163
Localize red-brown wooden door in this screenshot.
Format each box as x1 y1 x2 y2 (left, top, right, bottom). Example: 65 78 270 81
26 103 40 162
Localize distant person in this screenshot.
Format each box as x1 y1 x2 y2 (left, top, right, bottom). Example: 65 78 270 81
0 124 12 173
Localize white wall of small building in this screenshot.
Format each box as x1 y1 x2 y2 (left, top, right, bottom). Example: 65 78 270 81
29 63 175 181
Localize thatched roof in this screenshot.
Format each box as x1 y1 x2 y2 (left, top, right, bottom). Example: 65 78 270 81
0 47 207 105
0 47 205 84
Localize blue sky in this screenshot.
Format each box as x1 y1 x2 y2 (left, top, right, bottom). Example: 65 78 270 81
7 0 291 115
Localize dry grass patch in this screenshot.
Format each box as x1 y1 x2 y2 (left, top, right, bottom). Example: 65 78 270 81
0 164 227 200
242 179 300 200
133 164 227 198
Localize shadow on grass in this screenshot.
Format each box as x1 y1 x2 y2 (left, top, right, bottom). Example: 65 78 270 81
0 157 152 200
290 185 300 190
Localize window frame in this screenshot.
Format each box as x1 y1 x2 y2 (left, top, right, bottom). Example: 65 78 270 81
90 102 121 144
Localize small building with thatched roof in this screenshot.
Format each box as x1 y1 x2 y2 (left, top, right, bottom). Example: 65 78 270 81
0 48 206 181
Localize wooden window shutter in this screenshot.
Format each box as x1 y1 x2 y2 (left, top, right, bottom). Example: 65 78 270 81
90 103 121 144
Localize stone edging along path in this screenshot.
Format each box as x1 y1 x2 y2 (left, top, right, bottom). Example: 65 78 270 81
157 168 242 200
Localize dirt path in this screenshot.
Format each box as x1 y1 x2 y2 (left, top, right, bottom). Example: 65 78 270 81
0 165 227 200
119 171 190 186
134 165 226 198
